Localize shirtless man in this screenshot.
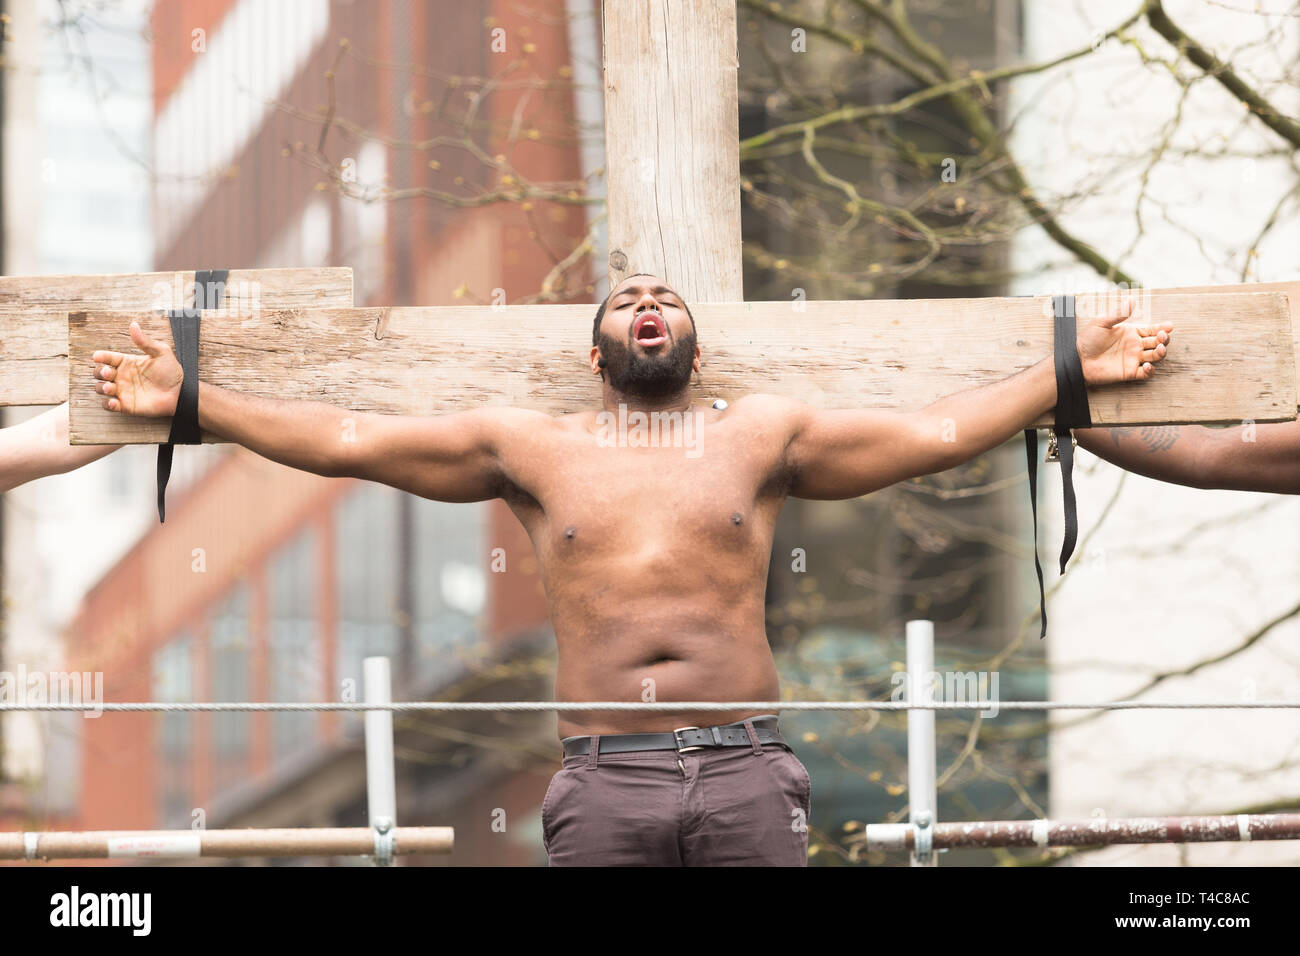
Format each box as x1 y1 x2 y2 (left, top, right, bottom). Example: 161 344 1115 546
90 275 1171 866
1075 421 1300 494
0 404 119 493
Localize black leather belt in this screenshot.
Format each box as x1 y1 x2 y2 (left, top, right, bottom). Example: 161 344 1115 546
561 716 786 757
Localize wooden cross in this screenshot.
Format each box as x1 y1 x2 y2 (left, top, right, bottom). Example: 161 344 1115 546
25 1 1300 441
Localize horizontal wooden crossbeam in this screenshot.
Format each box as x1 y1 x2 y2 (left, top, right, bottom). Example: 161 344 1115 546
0 267 353 406
65 286 1296 445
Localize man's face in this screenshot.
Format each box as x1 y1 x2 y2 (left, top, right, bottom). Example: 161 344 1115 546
593 276 699 398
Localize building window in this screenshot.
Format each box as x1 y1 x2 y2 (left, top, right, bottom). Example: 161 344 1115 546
269 526 321 761
152 633 193 829
211 586 252 777
336 484 401 727
411 497 487 688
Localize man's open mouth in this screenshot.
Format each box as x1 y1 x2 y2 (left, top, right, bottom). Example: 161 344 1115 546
633 309 667 347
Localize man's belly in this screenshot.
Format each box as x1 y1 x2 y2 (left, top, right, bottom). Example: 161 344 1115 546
552 624 782 738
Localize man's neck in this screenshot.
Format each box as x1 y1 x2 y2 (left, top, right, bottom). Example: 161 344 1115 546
600 388 694 416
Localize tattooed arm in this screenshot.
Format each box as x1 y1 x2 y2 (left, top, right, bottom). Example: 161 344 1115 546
1074 420 1300 494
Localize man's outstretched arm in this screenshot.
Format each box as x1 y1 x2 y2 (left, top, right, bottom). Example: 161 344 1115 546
780 300 1173 499
0 404 121 493
1074 420 1300 495
92 321 521 502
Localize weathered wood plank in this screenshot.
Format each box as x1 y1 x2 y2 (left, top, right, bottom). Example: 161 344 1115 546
1153 280 1300 392
0 267 353 406
602 0 742 300
67 291 1295 444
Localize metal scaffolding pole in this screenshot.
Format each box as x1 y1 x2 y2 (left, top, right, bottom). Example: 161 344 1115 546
864 813 1300 851
878 623 1300 857
0 656 458 863
0 827 454 861
364 656 398 866
906 620 937 866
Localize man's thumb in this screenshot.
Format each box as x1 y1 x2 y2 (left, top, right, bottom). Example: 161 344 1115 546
129 321 166 357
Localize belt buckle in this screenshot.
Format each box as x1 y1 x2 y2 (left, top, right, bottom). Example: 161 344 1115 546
673 726 705 753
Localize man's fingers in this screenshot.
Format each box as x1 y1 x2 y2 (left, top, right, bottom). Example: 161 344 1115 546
1135 329 1173 358
91 350 125 366
1139 344 1167 364
96 364 117 382
102 398 120 412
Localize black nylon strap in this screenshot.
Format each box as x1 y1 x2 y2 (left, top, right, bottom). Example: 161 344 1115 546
156 269 228 522
1024 294 1092 638
1024 428 1046 636
1052 293 1091 576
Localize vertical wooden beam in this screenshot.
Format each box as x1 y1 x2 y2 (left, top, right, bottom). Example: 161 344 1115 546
601 0 743 301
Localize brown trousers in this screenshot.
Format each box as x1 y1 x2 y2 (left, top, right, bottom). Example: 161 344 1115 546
542 729 811 866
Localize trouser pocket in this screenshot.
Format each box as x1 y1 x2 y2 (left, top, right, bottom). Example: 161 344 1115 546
540 768 569 852
780 749 812 813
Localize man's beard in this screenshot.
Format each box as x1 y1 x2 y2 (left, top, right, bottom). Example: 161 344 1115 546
597 326 697 398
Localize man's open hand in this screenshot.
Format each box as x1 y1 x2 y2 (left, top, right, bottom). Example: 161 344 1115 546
1075 296 1173 386
91 322 183 417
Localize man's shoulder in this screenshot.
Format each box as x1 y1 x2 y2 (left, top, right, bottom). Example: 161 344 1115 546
725 392 803 421
486 406 591 439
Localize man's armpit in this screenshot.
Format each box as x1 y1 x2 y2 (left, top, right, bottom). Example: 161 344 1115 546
1110 425 1182 452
